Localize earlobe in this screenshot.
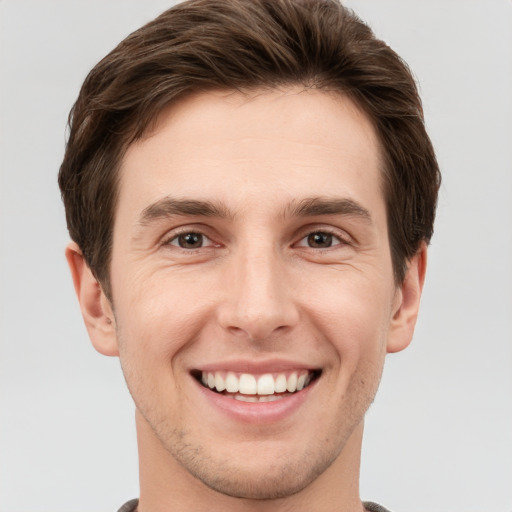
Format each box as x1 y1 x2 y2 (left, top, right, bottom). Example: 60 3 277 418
386 243 427 354
65 242 119 356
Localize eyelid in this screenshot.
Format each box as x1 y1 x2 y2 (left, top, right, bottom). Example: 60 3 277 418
294 226 352 248
168 233 215 248
160 225 219 249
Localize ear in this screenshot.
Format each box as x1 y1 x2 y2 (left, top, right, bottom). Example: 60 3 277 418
65 242 119 356
387 243 427 354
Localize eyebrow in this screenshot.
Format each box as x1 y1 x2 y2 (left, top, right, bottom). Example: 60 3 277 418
136 195 372 229
137 197 233 226
284 197 372 222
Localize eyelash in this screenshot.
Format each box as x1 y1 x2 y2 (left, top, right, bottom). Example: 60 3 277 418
164 230 217 250
162 227 350 251
295 229 348 250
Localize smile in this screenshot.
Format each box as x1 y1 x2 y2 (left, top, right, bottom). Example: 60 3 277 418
196 370 321 402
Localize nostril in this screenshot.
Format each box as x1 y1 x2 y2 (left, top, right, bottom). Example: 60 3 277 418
225 324 293 344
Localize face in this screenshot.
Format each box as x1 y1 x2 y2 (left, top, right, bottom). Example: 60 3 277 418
72 88 424 501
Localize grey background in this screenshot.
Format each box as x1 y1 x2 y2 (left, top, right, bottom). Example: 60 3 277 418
1 1 511 511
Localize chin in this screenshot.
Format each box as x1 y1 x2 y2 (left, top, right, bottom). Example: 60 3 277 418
164 431 343 500
188 456 328 500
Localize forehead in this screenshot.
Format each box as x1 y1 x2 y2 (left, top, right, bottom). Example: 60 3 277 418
117 88 384 224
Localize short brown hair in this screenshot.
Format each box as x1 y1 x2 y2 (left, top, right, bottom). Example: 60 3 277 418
59 0 440 299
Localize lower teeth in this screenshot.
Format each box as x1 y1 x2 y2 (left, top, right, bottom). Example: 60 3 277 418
228 393 290 402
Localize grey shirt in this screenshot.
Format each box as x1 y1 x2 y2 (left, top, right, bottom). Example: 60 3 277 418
117 498 392 512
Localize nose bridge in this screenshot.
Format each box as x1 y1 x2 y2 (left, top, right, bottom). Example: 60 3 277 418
218 239 298 341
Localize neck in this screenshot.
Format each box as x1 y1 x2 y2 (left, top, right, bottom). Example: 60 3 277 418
136 410 366 512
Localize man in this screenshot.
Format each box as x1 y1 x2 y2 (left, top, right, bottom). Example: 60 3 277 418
58 0 440 510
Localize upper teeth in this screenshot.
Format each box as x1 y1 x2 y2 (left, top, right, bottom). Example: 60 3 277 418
201 371 311 395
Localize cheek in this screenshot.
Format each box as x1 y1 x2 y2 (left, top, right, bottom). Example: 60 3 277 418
308 273 393 341
113 281 205 420
113 271 211 365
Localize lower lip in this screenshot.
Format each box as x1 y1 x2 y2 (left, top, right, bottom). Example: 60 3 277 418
194 377 318 424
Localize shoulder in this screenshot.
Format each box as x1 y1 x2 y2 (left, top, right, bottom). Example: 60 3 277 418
116 498 139 512
116 499 389 512
364 502 393 512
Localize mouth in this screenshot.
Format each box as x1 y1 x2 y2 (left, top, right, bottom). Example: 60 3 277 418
192 369 321 403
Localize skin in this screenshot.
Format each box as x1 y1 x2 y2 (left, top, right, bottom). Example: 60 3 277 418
67 88 426 512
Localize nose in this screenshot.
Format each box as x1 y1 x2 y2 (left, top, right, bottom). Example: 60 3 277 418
217 245 300 342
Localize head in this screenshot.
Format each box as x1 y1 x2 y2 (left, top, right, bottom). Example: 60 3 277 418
59 0 440 301
59 0 440 505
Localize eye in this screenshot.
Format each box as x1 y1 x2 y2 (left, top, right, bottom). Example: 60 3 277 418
167 232 214 249
297 231 342 249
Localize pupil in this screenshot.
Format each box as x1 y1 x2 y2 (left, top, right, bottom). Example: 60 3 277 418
179 233 202 248
308 232 332 248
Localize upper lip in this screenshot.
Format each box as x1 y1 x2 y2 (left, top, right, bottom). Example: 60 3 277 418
191 359 321 374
